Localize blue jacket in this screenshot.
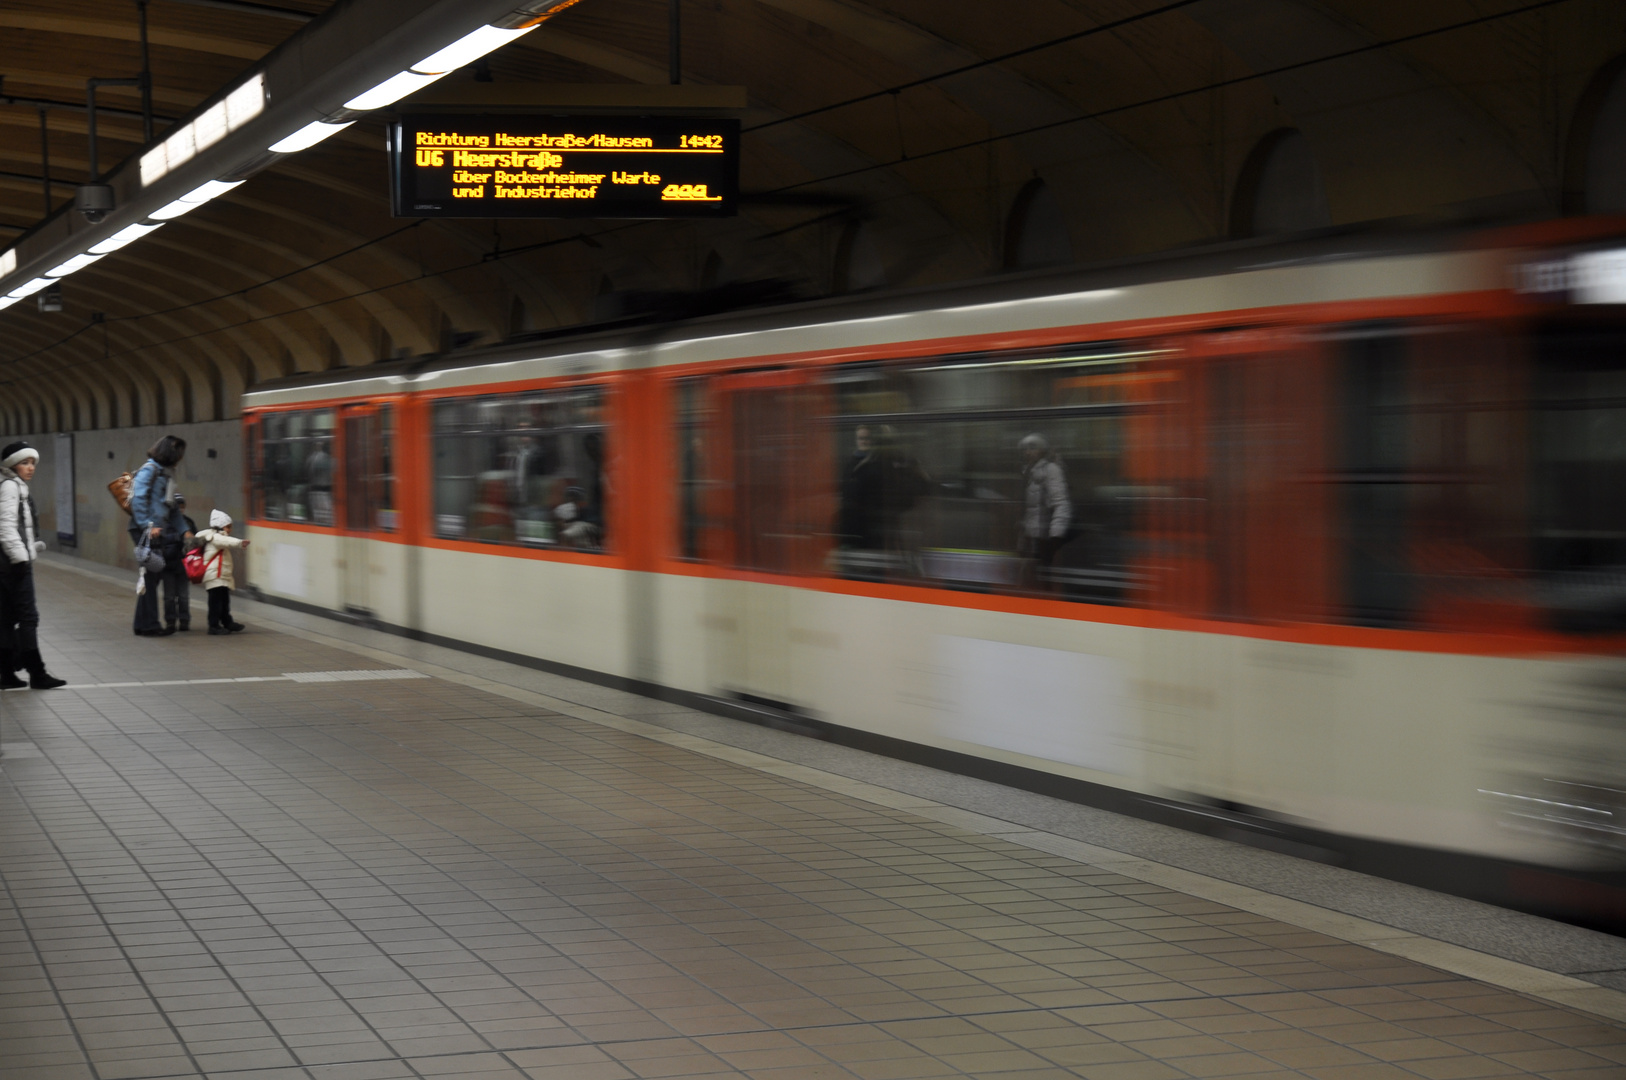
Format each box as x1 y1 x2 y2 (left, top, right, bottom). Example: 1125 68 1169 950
129 459 188 538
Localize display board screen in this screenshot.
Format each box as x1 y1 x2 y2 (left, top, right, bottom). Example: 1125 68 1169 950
389 113 739 218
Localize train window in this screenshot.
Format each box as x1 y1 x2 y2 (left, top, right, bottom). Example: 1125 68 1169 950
342 405 396 533
1533 325 1626 631
827 344 1151 602
1336 331 1413 625
255 409 336 526
1333 325 1526 630
246 416 262 520
675 378 710 561
431 386 608 551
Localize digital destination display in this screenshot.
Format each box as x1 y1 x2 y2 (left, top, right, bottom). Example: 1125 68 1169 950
389 113 739 218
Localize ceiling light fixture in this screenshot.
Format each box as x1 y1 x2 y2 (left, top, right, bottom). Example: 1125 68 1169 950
150 178 246 220
267 119 355 154
47 252 108 278
89 222 164 255
340 0 585 114
340 26 533 112
344 69 448 112
6 277 56 300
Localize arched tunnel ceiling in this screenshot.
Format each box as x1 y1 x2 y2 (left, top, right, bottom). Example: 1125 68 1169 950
2 0 1625 432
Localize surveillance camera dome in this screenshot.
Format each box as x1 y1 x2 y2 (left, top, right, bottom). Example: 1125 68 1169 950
75 184 115 225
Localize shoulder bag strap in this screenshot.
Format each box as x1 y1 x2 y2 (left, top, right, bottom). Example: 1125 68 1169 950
6 478 23 541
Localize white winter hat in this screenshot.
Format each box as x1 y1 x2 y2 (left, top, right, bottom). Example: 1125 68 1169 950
1 440 39 469
210 509 232 528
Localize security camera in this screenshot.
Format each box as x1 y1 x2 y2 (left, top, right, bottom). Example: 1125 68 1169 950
76 184 115 224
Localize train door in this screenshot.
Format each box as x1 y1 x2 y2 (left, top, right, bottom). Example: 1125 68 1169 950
1134 329 1330 620
340 403 397 617
1133 330 1333 807
699 369 832 709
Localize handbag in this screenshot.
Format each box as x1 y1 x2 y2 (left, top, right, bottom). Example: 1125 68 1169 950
133 535 165 575
108 471 134 515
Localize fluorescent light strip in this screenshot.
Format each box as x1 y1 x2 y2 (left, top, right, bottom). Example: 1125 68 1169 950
149 178 245 221
342 22 540 113
0 249 15 277
268 119 353 154
0 295 20 311
182 178 244 203
7 277 54 300
344 69 446 111
47 252 108 278
415 24 532 73
150 197 205 221
90 222 164 255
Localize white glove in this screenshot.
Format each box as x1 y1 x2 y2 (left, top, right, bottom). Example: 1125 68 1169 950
34 540 45 554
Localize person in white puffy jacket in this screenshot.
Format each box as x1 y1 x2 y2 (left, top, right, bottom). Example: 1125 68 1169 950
0 440 65 688
194 509 249 635
1019 433 1073 591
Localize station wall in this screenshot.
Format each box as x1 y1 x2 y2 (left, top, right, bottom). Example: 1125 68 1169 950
10 421 246 574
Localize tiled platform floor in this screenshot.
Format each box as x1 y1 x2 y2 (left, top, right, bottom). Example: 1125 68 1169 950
2 564 1625 1080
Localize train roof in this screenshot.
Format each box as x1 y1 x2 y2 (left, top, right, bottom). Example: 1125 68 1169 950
243 218 1625 407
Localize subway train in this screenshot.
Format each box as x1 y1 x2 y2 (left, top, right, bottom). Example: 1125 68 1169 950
242 220 1626 929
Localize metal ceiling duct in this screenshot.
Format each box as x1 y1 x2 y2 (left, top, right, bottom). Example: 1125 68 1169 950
0 0 555 298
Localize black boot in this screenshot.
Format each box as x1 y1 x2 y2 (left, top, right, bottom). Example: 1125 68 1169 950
0 648 24 690
23 650 65 690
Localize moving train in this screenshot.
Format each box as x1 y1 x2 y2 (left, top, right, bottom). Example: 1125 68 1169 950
242 220 1626 928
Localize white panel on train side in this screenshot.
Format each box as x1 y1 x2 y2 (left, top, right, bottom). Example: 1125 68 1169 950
650 250 1504 370
249 528 343 610
649 574 1570 866
418 548 632 679
268 540 307 597
938 636 1132 776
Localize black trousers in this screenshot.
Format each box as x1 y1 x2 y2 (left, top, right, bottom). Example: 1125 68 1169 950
1 561 40 657
160 560 189 628
207 586 232 629
131 532 188 632
133 568 165 632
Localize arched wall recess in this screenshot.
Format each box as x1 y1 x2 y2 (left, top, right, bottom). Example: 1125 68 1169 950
700 250 724 290
1231 128 1331 238
1565 54 1626 214
833 221 886 294
1004 179 1073 271
508 296 530 337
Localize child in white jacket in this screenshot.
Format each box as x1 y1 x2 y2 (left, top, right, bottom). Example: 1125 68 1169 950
194 509 249 635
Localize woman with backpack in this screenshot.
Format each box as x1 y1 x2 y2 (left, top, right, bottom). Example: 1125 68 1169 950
0 440 66 689
129 435 189 637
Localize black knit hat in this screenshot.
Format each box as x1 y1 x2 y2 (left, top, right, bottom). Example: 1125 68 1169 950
1 440 38 469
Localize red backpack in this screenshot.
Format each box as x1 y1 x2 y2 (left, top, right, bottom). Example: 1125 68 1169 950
183 546 220 584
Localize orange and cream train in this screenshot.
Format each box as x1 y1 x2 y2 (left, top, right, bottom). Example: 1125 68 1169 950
243 221 1626 928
